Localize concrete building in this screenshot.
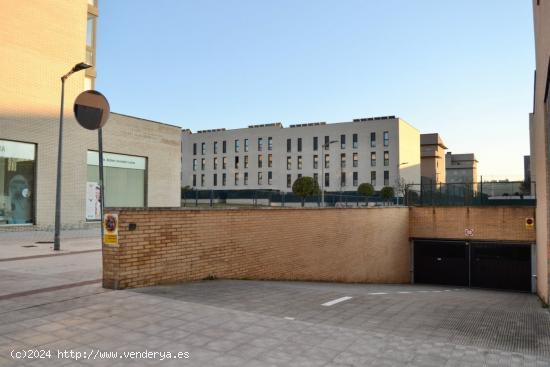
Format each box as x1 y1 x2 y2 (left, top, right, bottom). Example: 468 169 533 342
531 0 550 302
445 152 478 184
0 1 182 230
181 116 420 193
420 133 447 185
524 155 531 185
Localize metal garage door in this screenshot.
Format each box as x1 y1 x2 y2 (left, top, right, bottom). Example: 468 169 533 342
413 240 532 292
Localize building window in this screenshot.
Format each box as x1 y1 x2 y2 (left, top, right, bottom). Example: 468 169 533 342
313 137 318 151
244 172 248 185
353 172 358 186
268 154 273 168
313 155 319 169
298 173 302 179
193 143 197 155
325 154 330 169
234 172 239 185
222 157 227 169
258 137 263 151
353 133 358 149
234 156 239 169
213 157 218 170
384 151 389 166
192 174 196 187
324 136 329 150
200 174 205 187
353 153 358 167
192 159 197 171
223 140 227 153
258 172 263 185
287 138 291 153
313 173 318 184
213 173 217 186
235 139 240 153
371 171 376 186
297 138 302 152
383 131 389 147
268 137 273 151
340 153 346 168
201 142 206 155
324 173 330 188
370 152 376 167
86 14 96 65
341 172 346 187
340 134 346 149
287 174 292 188
258 155 263 168
268 171 272 185
384 170 389 186
213 141 218 154
297 156 302 170
244 155 249 169
84 76 94 91
287 156 291 170
86 151 146 215
3 141 36 225
370 132 376 148
244 138 249 152
222 173 226 186
201 158 205 170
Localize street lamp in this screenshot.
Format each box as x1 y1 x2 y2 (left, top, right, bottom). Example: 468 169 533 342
54 62 92 251
321 140 338 207
396 161 409 206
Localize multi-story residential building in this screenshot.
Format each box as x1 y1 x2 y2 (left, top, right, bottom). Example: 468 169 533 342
531 0 550 302
524 155 531 185
445 152 478 185
181 116 420 193
420 133 447 185
0 1 182 229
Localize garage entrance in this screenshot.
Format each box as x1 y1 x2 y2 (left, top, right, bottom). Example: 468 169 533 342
413 240 533 292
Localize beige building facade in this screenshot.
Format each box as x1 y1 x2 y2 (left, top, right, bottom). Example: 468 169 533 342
445 152 478 184
531 0 550 302
420 133 447 185
0 0 182 230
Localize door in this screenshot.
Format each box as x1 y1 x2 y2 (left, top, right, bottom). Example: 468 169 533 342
413 240 469 286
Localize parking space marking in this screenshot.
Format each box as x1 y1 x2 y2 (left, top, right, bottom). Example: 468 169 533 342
322 296 353 306
368 292 388 295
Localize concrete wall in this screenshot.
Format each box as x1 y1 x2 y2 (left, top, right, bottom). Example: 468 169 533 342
532 0 550 302
103 207 411 289
410 206 536 242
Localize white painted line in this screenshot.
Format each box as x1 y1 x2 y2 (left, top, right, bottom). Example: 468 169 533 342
322 296 353 306
283 317 295 320
398 291 411 294
368 292 388 295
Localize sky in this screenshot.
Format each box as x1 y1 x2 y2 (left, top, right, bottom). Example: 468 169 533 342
97 0 535 181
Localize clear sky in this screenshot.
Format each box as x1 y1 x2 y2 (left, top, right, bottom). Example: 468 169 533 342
96 0 535 180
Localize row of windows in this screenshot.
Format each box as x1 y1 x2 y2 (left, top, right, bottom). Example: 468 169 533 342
192 170 391 188
193 172 273 187
192 151 391 171
192 132 390 155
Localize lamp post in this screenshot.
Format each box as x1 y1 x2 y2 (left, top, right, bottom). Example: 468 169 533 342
396 161 408 206
321 140 338 207
54 62 92 251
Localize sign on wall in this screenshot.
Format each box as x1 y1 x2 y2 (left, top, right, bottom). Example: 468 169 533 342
525 217 535 230
464 228 474 237
103 213 119 246
85 182 101 220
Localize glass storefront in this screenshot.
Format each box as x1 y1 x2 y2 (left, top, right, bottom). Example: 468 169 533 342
0 140 36 225
86 151 146 220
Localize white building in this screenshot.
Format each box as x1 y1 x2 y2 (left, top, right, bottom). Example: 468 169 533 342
181 116 420 193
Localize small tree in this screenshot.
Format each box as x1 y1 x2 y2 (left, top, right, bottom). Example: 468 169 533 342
292 176 320 207
380 186 395 205
357 183 374 206
181 185 191 207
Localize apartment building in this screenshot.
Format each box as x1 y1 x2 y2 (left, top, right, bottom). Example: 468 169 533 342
420 133 447 185
445 152 478 184
0 1 181 229
531 0 550 302
181 116 420 193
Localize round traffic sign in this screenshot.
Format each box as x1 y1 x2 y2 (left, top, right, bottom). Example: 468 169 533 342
73 90 110 130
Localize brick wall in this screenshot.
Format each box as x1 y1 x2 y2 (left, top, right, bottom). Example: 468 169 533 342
103 207 411 289
409 206 536 242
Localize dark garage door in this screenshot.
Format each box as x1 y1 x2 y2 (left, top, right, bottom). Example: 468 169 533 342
414 240 531 292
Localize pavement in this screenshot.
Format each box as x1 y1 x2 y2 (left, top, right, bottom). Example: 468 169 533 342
1 230 550 366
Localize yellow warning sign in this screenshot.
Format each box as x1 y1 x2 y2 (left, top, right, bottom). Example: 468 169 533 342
525 217 535 230
103 213 119 245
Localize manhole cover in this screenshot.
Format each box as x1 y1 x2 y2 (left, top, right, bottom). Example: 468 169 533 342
22 245 37 248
